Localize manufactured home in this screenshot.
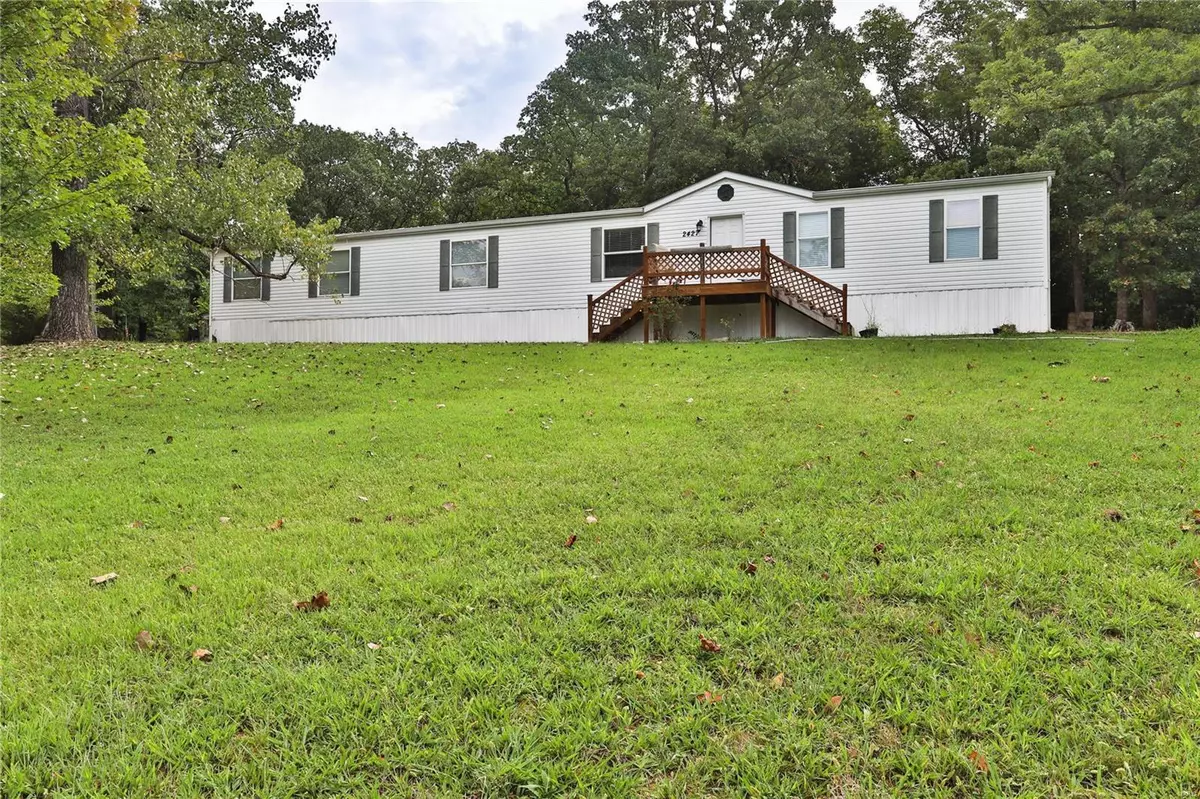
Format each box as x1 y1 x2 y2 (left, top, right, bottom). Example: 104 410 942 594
210 170 1053 342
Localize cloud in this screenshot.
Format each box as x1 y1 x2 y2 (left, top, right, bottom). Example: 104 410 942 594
254 0 920 148
255 0 589 147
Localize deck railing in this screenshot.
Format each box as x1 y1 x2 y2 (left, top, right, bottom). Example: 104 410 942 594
588 239 849 340
644 243 768 287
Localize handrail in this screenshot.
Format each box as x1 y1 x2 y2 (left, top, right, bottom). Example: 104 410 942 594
589 242 851 340
766 253 849 335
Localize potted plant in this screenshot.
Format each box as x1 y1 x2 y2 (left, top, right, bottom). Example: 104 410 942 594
860 303 879 338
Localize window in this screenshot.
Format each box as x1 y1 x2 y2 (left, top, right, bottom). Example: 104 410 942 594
230 260 262 301
946 199 981 260
319 249 351 295
450 239 488 288
603 226 645 279
797 211 829 268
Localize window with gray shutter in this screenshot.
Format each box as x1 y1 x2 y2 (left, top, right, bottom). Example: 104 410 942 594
830 208 845 268
782 212 796 264
982 195 998 260
929 200 944 263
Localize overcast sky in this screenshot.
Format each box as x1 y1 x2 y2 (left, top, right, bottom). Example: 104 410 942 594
255 0 922 148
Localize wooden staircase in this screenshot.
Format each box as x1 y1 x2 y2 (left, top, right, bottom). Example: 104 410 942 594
588 240 850 341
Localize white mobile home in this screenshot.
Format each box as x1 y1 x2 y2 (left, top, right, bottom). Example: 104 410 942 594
210 170 1052 342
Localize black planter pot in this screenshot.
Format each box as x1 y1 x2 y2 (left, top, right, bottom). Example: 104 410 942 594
860 327 879 338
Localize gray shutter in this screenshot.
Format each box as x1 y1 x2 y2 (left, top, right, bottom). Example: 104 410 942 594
222 262 232 303
982 195 999 260
646 223 659 248
308 272 317 298
259 255 271 301
782 212 796 264
830 208 845 269
929 200 944 263
439 239 450 291
590 227 603 282
350 246 361 296
487 235 499 288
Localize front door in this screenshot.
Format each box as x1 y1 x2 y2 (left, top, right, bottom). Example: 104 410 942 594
709 215 744 248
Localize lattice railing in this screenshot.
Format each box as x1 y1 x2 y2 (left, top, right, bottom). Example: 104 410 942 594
767 253 847 330
645 246 765 286
588 269 644 339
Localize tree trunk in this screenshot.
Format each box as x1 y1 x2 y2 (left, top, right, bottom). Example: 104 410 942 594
1114 283 1129 323
41 242 95 340
1071 240 1085 312
1140 283 1158 330
40 93 96 342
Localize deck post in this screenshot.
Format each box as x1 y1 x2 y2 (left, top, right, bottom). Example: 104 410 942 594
760 239 769 281
587 294 594 343
643 306 650 344
759 294 768 339
700 296 707 340
770 298 777 338
841 283 848 336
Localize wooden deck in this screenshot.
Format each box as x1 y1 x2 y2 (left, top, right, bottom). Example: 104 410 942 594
588 240 849 342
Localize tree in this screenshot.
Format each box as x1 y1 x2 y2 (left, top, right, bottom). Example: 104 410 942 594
979 0 1200 327
0 0 339 341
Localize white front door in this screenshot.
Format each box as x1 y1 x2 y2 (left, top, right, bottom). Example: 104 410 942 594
709 215 744 248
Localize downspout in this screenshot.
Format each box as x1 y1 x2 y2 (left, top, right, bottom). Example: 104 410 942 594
208 249 214 342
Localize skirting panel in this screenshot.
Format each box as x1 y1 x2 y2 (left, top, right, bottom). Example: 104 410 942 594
213 308 588 343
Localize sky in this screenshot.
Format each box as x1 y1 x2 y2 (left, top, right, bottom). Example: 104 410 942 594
255 0 922 148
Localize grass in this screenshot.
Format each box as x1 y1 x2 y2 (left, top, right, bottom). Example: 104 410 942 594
2 332 1199 798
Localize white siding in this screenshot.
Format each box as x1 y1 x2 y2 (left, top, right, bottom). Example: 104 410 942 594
210 172 1051 341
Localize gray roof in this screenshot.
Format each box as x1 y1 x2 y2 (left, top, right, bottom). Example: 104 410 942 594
335 170 1054 242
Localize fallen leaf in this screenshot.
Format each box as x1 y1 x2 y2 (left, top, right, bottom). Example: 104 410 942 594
968 749 989 773
179 584 198 595
903 414 915 421
908 468 923 479
218 516 231 524
165 435 173 444
859 450 869 458
348 516 362 524
763 555 776 565
384 514 394 522
903 438 914 444
134 630 154 650
1130 453 1142 462
770 672 785 689
367 642 382 650
293 591 331 612
1091 375 1111 383
357 495 369 502
441 502 456 512
564 534 577 548
635 670 645 679
267 518 284 530
1192 559 1200 581
585 513 598 524
699 634 722 653
825 695 843 713
192 648 213 662
696 691 723 704
740 561 758 575
1088 461 1100 468
873 542 886 555
1102 509 1124 522
90 572 118 586
435 403 446 409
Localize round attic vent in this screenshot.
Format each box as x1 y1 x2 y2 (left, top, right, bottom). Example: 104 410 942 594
717 184 734 201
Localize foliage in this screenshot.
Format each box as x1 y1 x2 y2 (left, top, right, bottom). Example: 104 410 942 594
977 0 1200 325
2 334 1199 793
0 1 148 299
0 0 340 340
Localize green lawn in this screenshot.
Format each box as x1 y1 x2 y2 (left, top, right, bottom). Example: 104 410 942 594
2 333 1199 798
